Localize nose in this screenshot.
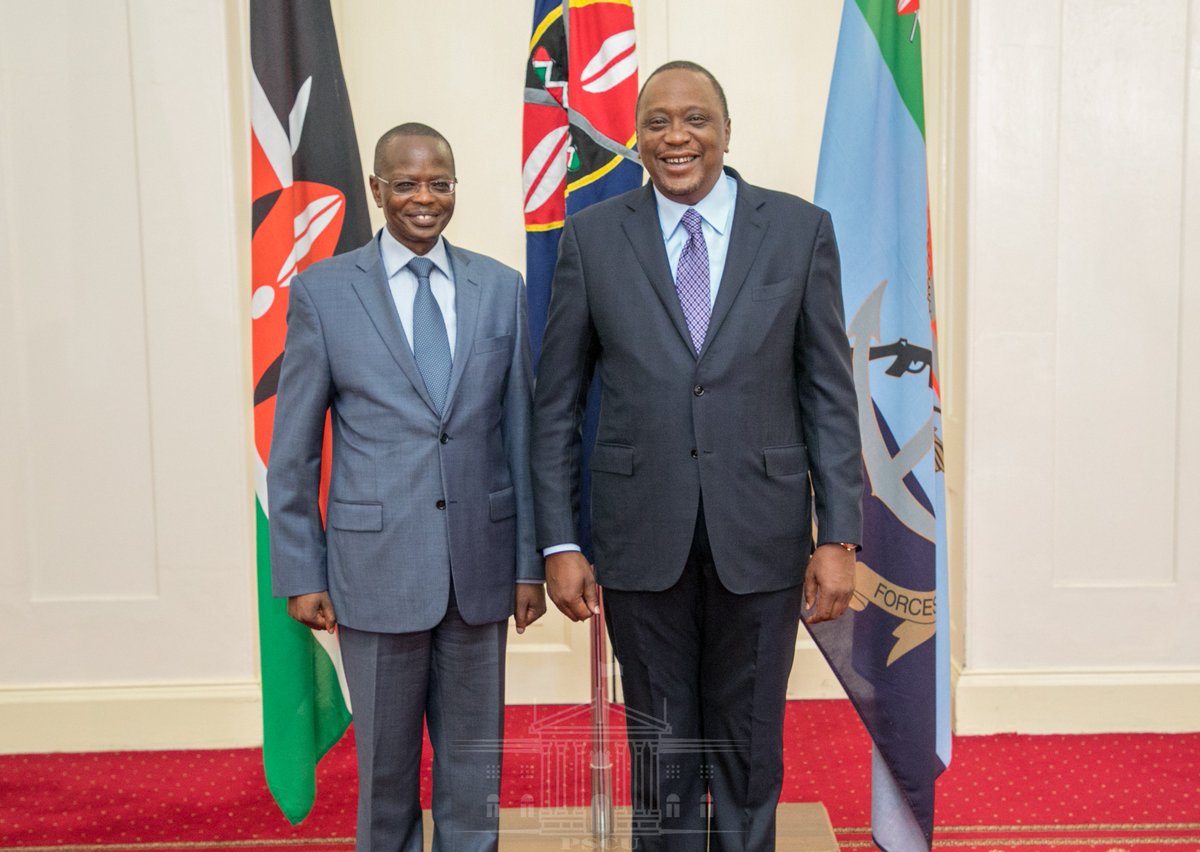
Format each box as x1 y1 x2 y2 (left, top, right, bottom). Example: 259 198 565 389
663 120 690 144
412 181 437 202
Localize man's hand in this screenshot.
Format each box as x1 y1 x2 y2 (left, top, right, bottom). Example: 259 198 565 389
545 551 599 621
803 544 857 624
288 591 338 633
514 583 547 634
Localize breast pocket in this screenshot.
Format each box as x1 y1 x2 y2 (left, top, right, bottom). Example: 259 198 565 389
474 334 512 355
750 277 794 302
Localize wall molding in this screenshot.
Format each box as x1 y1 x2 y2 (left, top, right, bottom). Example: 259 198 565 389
955 668 1200 734
0 682 262 754
8 665 1198 753
1 643 852 754
786 641 849 700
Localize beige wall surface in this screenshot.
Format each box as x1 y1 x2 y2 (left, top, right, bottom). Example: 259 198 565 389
958 0 1200 733
0 0 260 750
1 0 1196 752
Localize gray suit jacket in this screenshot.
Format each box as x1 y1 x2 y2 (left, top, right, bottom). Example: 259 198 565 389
269 236 540 633
532 169 863 594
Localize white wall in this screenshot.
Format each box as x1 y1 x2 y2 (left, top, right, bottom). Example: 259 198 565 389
0 0 258 750
957 0 1200 733
1 0 1196 752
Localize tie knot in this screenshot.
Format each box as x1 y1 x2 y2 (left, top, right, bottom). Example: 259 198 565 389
407 256 435 280
681 208 704 239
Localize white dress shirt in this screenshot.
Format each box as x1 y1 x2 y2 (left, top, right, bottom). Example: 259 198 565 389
654 171 737 307
378 228 457 357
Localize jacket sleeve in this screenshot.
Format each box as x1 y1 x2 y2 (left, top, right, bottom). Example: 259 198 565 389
501 270 544 582
266 275 334 597
796 211 864 547
531 217 598 550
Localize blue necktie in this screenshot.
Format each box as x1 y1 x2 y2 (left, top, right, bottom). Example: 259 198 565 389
408 256 452 412
676 208 710 353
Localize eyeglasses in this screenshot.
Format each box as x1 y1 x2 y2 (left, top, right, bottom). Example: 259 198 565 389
373 176 458 197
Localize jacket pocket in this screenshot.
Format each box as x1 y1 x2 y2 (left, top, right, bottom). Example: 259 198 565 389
590 442 634 476
489 486 516 521
328 501 383 531
750 277 793 301
475 334 512 354
763 444 808 477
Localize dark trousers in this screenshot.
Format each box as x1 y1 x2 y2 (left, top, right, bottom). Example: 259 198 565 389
604 508 805 852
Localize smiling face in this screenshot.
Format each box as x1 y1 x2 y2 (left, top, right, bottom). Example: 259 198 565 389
370 134 456 255
636 67 731 206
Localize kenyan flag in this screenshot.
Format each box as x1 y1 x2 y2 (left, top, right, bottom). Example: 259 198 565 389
250 0 369 824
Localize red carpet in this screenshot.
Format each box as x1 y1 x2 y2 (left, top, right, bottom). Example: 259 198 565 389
1 701 1198 850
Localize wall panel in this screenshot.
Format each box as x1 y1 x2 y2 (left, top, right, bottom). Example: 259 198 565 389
962 0 1200 727
1 0 159 603
0 0 255 732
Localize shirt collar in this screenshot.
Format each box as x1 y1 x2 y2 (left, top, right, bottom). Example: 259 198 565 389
378 228 450 280
653 170 735 239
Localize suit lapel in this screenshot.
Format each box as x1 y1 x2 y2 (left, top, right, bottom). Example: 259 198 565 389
443 241 479 420
702 174 768 358
621 185 696 354
349 238 440 414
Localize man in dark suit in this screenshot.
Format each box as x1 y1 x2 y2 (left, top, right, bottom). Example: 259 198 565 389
532 62 863 850
268 123 545 851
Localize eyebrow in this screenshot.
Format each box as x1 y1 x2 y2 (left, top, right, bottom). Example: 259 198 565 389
642 104 709 114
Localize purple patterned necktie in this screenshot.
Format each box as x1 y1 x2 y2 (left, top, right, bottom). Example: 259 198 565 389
675 208 710 353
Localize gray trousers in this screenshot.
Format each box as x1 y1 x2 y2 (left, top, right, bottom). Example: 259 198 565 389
340 586 507 852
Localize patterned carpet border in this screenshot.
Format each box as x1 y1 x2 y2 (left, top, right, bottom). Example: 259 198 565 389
837 822 1200 850
3 701 1196 849
8 825 1200 852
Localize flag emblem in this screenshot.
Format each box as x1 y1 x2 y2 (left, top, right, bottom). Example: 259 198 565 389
814 0 949 846
522 0 639 230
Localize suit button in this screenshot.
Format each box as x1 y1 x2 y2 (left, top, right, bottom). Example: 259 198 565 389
440 433 449 444
435 499 446 510
690 448 698 459
693 385 705 396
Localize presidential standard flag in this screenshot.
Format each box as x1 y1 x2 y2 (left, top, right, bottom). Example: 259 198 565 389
523 0 642 551
250 0 370 824
811 1 951 849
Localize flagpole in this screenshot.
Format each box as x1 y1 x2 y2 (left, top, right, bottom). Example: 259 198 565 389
589 589 614 840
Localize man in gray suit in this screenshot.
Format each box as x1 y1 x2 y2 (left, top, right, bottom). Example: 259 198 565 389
532 63 863 850
268 123 545 852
